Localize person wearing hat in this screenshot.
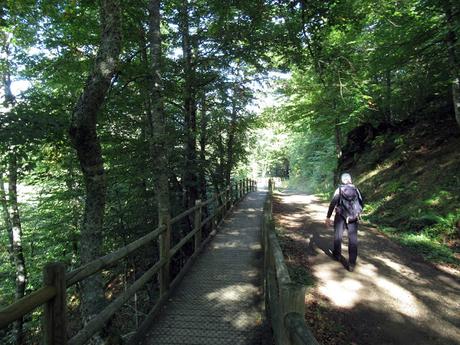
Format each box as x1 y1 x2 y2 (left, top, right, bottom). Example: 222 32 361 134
325 173 363 272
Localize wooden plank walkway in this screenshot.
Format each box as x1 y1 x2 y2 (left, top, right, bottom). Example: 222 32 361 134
145 190 268 345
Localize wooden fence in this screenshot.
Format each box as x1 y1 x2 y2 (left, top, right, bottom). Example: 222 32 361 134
262 179 319 345
0 178 257 345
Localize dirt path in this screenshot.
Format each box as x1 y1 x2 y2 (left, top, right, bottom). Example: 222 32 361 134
273 189 460 345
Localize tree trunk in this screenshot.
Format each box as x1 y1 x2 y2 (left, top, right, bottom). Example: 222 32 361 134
198 93 208 202
385 69 393 125
0 156 27 345
180 0 198 210
1 35 26 344
0 170 13 260
225 84 238 186
8 155 27 309
147 0 171 230
444 1 460 129
68 0 122 334
1 39 15 107
333 100 342 158
64 154 82 264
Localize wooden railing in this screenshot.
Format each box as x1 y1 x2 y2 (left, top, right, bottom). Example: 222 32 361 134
262 179 319 345
0 178 257 345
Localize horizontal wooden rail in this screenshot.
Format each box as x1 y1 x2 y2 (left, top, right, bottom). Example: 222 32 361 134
169 226 199 258
0 178 257 345
262 178 319 345
66 225 165 286
0 286 56 328
68 258 166 345
170 205 198 225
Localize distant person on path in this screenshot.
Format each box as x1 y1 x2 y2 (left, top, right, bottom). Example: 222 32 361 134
325 173 363 272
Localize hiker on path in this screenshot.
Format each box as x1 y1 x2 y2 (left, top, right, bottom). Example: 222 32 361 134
325 173 363 272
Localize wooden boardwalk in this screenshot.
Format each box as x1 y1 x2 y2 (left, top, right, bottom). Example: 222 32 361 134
144 190 267 345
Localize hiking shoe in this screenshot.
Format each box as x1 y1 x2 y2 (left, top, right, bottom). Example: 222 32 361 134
348 264 355 272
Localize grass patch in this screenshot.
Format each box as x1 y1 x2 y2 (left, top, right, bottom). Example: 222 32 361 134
380 229 459 265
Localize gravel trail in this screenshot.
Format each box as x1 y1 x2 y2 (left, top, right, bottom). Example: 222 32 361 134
274 190 460 345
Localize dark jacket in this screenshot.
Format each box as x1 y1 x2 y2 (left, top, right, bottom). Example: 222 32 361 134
327 184 363 218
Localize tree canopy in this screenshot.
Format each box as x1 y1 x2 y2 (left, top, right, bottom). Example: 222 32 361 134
1 0 459 343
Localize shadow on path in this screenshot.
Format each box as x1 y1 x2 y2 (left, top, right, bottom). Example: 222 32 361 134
144 191 270 345
275 189 460 345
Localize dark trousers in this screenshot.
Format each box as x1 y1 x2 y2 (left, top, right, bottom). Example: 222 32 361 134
333 214 358 264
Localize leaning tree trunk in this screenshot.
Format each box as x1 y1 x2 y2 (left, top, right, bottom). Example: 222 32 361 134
68 0 122 336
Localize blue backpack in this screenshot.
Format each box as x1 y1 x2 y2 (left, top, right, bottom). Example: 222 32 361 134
338 184 363 224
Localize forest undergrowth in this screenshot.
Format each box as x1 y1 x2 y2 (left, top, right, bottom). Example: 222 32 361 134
340 113 460 268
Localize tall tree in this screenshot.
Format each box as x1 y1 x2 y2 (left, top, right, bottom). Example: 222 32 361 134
1 29 27 345
147 0 171 241
68 0 122 334
179 0 198 210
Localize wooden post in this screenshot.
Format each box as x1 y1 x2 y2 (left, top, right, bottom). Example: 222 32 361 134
159 214 171 296
239 180 243 199
194 199 202 254
43 262 67 345
280 283 307 345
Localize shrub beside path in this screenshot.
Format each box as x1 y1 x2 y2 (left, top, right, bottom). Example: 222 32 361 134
273 189 460 345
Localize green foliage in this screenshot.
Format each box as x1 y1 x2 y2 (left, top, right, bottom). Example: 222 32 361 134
286 132 336 193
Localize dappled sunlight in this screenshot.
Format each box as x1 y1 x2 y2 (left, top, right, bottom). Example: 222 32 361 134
146 191 266 343
374 277 424 318
280 194 316 204
314 255 426 318
318 276 363 308
358 160 397 185
228 310 262 329
274 189 460 345
374 255 422 281
206 283 259 303
210 238 259 249
353 261 378 277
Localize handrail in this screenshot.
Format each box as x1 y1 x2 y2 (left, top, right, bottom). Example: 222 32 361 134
262 178 319 345
66 225 165 286
68 258 166 345
0 286 57 328
0 178 257 345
